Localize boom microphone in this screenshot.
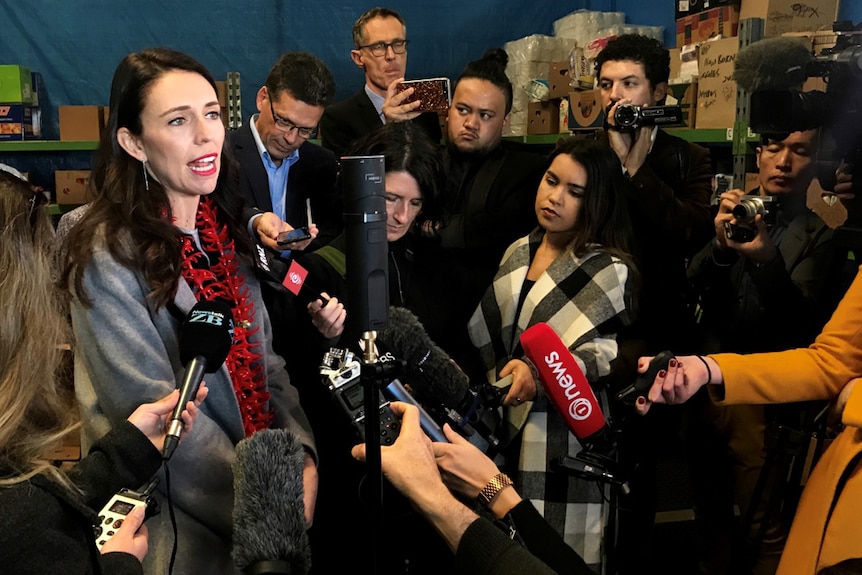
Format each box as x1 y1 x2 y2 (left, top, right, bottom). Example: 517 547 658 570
733 36 812 93
163 299 234 460
376 306 470 407
232 429 310 575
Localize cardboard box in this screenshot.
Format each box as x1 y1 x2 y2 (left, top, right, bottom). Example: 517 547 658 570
676 5 740 47
0 104 37 140
59 105 105 141
528 100 561 134
740 0 840 38
55 170 92 205
695 37 738 129
666 83 697 129
548 61 573 100
0 65 33 104
568 90 603 129
675 0 740 20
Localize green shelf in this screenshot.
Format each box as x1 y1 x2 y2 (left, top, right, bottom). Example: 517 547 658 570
0 140 98 151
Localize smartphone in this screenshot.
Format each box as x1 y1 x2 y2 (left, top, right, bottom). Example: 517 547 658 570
277 227 311 246
396 78 451 112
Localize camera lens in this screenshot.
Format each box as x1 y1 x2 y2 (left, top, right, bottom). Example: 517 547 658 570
614 104 640 129
731 198 763 224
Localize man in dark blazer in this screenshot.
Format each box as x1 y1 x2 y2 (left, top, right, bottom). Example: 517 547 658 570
227 51 340 389
228 51 340 250
319 7 441 158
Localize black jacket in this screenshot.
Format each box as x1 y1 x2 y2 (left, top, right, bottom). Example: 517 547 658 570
227 120 341 249
320 88 442 158
0 422 162 575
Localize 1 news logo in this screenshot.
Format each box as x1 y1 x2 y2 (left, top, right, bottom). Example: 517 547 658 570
543 350 593 422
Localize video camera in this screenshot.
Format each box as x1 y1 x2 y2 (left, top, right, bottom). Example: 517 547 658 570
612 104 684 131
749 21 862 192
320 347 504 453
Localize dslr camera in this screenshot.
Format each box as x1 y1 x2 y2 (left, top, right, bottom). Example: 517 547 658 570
612 104 683 131
724 195 776 243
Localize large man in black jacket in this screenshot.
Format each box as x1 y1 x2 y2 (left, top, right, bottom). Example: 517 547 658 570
319 7 441 158
420 49 546 350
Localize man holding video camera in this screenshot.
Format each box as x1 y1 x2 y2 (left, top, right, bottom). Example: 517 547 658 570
591 34 714 573
685 128 848 575
319 7 442 158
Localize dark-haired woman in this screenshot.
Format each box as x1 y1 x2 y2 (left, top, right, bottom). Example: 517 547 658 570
62 49 316 574
469 138 637 570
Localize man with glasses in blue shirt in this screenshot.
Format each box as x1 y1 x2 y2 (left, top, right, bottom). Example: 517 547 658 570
228 51 341 406
319 7 442 158
230 51 340 249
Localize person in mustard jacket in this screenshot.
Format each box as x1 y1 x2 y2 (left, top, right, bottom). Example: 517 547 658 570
635 264 862 574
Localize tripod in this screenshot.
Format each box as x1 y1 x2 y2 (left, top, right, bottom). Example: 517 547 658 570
730 401 832 573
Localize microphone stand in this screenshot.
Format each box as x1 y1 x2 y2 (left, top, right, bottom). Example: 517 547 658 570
360 331 401 575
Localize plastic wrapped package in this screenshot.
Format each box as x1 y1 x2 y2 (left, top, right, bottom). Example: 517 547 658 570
597 25 663 42
553 10 625 47
504 34 570 64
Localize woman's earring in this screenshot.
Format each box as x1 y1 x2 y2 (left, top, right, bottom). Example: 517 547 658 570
142 160 150 191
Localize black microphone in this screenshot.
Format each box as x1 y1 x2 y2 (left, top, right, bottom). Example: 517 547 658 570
376 306 470 408
733 36 812 93
232 429 310 575
162 299 234 460
341 155 389 334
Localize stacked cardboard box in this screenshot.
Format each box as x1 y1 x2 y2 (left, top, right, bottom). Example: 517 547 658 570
0 65 39 140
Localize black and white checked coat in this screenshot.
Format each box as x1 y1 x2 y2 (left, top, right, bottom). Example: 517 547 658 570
469 227 632 568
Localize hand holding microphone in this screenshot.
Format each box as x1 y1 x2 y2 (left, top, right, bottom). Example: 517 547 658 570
127 386 209 455
163 299 234 460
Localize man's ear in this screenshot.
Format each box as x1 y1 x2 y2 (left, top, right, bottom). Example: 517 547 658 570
755 146 763 170
117 127 145 162
652 82 668 105
256 86 268 113
350 49 364 69
502 112 511 132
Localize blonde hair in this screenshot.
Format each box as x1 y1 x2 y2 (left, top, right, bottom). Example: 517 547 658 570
0 171 78 488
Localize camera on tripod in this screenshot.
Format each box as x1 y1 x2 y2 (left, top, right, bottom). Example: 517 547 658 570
612 104 684 131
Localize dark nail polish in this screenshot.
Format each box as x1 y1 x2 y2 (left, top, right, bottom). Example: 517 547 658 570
669 358 678 368
658 370 667 378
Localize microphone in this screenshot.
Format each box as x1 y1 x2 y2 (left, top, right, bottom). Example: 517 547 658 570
376 306 470 408
162 299 234 460
341 155 389 333
519 322 628 492
733 36 812 93
232 429 310 575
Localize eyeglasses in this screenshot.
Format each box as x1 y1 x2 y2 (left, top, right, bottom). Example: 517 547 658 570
268 92 316 138
358 39 409 57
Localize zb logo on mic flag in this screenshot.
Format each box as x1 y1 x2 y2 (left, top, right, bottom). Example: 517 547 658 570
282 259 308 296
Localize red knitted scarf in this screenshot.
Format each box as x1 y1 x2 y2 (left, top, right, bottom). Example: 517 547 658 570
178 196 274 436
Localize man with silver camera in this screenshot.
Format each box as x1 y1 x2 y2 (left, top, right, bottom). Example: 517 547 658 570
685 128 848 575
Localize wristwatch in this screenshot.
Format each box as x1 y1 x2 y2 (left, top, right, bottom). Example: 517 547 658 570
477 472 514 507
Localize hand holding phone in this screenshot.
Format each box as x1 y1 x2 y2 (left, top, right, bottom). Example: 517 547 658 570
277 227 312 247
395 78 451 113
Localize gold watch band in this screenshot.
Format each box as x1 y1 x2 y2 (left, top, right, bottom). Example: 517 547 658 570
477 472 513 507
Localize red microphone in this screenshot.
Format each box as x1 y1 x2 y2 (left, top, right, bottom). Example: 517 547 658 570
519 322 607 446
520 322 628 492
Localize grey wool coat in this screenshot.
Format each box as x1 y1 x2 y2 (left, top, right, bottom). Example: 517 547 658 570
71 239 316 575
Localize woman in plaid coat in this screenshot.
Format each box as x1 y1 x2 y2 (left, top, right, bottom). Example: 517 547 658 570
468 138 636 569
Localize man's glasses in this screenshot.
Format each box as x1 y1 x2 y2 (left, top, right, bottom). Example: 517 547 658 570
358 39 409 57
268 92 315 138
